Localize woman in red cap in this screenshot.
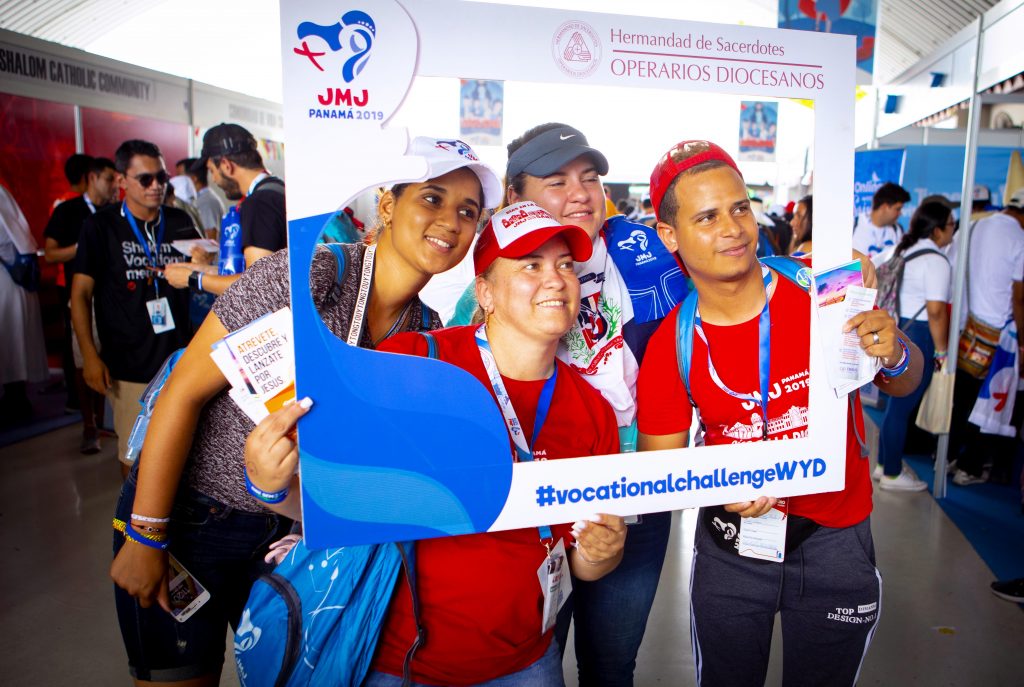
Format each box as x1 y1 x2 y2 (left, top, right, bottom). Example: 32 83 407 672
247 201 627 686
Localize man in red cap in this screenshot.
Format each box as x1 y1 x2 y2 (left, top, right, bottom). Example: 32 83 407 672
636 140 923 685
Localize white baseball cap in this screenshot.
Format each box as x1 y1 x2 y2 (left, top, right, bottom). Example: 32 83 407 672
1008 188 1024 209
408 137 503 209
473 201 592 275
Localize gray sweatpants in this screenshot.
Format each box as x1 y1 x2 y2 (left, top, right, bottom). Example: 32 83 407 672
690 515 881 687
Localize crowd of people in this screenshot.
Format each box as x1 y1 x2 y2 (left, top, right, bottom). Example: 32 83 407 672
2 119 1023 686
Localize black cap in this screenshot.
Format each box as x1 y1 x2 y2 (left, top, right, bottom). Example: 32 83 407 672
506 125 609 180
191 123 257 173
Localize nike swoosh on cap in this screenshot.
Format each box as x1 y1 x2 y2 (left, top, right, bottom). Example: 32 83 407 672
559 134 576 140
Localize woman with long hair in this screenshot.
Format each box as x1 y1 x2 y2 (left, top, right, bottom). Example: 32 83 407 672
875 200 954 491
246 201 627 686
788 194 813 256
109 137 501 687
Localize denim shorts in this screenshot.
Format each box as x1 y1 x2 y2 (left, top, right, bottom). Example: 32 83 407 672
113 466 291 682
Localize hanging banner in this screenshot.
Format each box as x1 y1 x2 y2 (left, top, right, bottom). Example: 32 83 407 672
778 0 878 84
460 79 503 146
853 148 905 217
738 101 778 162
280 0 856 549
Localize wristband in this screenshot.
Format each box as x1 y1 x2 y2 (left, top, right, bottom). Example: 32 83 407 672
197 272 204 293
881 338 910 378
122 521 170 550
131 513 170 523
245 470 289 504
934 350 948 359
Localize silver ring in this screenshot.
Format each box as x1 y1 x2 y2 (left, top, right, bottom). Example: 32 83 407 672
872 332 880 345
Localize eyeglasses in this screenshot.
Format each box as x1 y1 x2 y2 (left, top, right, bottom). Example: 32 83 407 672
128 171 170 188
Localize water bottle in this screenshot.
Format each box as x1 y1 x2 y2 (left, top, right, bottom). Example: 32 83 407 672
219 205 245 275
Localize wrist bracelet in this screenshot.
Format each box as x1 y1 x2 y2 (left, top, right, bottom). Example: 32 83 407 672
245 470 289 504
881 338 910 378
122 521 170 550
935 350 948 358
131 513 170 523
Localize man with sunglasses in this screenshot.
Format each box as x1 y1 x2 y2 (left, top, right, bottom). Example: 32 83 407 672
71 139 197 476
636 140 923 686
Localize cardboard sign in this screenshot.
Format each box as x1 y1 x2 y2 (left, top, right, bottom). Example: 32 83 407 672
280 0 856 548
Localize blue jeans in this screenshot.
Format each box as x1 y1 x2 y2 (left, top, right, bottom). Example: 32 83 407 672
878 319 934 476
570 509 672 686
362 639 564 686
113 464 291 681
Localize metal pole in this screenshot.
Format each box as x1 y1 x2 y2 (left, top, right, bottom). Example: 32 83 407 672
934 18 984 498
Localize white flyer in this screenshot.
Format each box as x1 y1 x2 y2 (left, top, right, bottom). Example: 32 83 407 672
812 261 880 397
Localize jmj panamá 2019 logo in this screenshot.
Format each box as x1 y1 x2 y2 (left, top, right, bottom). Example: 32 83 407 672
293 9 381 117
552 20 601 78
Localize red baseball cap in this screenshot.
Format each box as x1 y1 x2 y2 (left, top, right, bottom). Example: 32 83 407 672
474 201 593 276
649 140 742 221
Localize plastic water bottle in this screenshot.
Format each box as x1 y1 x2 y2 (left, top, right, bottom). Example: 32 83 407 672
219 205 244 275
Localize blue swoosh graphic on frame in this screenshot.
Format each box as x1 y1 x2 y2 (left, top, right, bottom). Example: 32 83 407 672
288 212 514 549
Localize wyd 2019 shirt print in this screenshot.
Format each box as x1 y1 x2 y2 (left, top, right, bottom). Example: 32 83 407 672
637 273 872 528
75 204 195 383
558 216 687 427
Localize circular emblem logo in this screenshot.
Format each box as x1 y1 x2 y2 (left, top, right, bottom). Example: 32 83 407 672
552 20 601 79
796 267 812 289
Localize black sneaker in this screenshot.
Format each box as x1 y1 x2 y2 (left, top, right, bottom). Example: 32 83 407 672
991 578 1024 603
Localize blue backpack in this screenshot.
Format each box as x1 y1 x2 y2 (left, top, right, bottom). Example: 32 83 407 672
234 540 422 687
234 331 438 687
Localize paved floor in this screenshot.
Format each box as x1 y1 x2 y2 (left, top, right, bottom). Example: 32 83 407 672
1 423 1022 686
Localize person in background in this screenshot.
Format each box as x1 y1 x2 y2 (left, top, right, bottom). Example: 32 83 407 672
53 153 93 208
788 194 813 256
181 157 225 239
0 184 49 426
71 139 195 477
853 181 910 260
44 156 119 453
873 201 954 491
949 190 1024 486
637 197 656 227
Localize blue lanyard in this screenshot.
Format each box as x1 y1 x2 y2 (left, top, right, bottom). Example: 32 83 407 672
123 203 166 298
694 266 773 441
475 324 557 543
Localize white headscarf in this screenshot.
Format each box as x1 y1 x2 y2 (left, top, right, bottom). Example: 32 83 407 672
0 184 37 255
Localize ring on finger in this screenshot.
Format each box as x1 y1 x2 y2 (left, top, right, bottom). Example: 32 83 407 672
872 331 880 345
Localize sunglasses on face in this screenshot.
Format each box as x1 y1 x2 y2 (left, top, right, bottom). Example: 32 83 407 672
129 170 170 188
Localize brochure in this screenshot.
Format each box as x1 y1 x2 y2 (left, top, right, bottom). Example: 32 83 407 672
812 260 881 397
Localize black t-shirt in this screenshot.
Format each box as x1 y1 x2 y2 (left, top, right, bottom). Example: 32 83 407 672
44 195 97 283
240 176 286 253
75 203 196 382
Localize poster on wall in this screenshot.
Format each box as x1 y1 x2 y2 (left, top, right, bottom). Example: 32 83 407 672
459 79 503 146
778 0 878 84
280 0 856 549
853 148 905 217
738 101 778 162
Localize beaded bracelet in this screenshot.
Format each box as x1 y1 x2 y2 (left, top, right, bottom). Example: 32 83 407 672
881 338 910 378
131 513 170 523
245 470 289 504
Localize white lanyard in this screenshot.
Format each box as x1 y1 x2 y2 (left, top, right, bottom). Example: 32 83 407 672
346 244 376 346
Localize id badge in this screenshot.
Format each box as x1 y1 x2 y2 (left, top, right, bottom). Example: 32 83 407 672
537 538 571 634
147 297 176 334
738 498 788 563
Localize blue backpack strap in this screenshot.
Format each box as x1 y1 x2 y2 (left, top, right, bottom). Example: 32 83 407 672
418 332 438 359
324 242 347 285
674 291 699 408
759 255 811 292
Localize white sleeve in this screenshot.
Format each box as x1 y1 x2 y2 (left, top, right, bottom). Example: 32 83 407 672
851 223 872 254
921 255 952 302
1013 235 1024 284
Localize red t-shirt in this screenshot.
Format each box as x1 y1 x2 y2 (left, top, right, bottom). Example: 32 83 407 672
636 273 872 528
372 325 619 685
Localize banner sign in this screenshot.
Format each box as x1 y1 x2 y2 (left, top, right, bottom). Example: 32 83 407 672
280 0 856 549
738 100 778 162
853 148 905 217
778 0 878 83
460 79 503 146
